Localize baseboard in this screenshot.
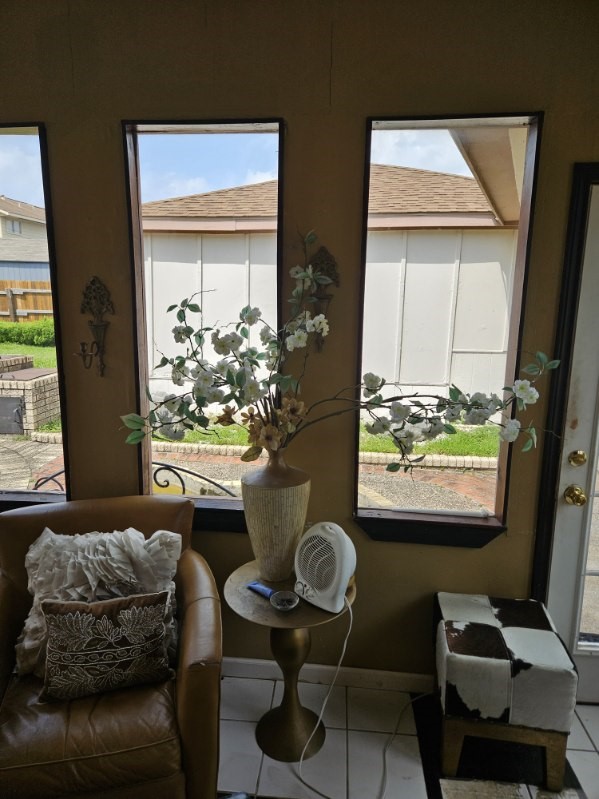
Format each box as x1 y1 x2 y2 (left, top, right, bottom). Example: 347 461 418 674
222 656 434 693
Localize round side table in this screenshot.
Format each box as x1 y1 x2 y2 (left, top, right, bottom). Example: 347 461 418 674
224 560 356 762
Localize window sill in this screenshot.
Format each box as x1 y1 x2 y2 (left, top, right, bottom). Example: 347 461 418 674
192 497 247 532
0 490 66 513
354 508 506 547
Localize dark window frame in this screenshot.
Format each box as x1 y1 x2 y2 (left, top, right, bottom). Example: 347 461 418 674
122 118 284 534
353 112 543 548
0 122 70 513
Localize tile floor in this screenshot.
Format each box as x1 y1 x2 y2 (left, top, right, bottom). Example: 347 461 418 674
218 675 599 799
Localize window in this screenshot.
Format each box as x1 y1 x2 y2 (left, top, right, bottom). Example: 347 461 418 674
124 121 282 515
356 115 539 545
0 125 67 505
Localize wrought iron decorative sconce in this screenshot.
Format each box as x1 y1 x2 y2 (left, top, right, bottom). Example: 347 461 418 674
309 246 339 350
77 276 114 376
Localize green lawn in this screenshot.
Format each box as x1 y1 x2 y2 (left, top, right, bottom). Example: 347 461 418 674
0 343 58 369
361 423 499 456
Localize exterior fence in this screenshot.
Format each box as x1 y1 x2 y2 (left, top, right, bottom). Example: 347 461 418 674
0 280 53 321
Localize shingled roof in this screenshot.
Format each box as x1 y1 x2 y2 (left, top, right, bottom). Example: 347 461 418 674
141 164 497 230
0 195 45 223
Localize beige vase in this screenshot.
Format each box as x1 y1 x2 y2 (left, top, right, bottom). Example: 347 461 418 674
241 448 310 582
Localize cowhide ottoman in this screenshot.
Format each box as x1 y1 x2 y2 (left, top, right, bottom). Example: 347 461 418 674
434 591 578 791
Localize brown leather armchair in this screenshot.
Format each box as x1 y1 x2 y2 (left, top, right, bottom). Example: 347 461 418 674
0 495 222 799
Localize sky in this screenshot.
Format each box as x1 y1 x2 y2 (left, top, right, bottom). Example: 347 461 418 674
0 127 471 208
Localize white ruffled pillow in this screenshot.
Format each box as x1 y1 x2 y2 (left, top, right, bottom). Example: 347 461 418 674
15 526 182 677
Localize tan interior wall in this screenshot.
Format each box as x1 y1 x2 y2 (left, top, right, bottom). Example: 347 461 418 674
2 1 599 674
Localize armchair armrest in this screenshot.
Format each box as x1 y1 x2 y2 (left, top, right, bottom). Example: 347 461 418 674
175 548 222 799
0 571 31 699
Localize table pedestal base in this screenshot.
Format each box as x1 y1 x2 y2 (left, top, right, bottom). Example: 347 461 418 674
256 705 325 762
256 626 326 762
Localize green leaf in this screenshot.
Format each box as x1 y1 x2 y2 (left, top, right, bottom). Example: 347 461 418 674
167 304 178 312
522 364 541 375
449 385 462 402
187 302 201 313
235 370 247 388
241 445 263 462
176 309 185 323
226 369 236 386
386 462 401 472
546 359 561 370
240 326 249 339
121 413 145 430
304 230 318 245
125 429 146 444
521 438 534 452
536 351 548 365
443 423 457 434
315 275 333 285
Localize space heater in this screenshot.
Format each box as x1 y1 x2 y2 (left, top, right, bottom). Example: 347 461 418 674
294 522 356 613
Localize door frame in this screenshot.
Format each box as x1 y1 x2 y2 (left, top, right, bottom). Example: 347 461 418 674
533 163 599 601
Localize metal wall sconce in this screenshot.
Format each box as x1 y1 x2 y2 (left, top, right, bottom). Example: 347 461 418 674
77 277 114 376
309 246 339 351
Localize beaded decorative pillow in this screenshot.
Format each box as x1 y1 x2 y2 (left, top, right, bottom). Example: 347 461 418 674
15 527 181 677
40 592 173 701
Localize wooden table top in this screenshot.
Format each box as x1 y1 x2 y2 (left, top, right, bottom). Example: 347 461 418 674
224 560 356 630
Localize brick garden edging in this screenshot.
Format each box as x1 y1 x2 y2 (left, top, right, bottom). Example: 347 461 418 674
30 432 497 471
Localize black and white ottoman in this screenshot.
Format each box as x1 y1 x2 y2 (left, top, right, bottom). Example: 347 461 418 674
434 591 578 791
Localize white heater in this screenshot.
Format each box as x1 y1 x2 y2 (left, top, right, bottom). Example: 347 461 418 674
294 522 356 613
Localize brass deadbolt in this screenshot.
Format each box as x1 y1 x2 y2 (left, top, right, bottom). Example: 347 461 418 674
564 485 588 506
568 450 588 466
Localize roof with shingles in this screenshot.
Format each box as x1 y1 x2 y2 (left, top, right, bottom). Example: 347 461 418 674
141 164 492 218
0 196 45 223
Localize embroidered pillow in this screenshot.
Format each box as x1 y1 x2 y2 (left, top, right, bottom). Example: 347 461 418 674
40 592 173 701
16 527 182 677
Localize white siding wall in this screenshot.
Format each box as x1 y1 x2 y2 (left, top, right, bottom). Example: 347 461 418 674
145 232 277 395
362 228 517 398
145 228 516 400
0 218 46 239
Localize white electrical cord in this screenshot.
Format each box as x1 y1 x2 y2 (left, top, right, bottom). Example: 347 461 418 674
295 596 354 799
292 596 433 799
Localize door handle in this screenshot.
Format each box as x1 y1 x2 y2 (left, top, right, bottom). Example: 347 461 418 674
563 485 588 506
568 450 588 466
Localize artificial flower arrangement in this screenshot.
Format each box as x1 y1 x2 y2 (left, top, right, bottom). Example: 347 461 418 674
122 232 558 468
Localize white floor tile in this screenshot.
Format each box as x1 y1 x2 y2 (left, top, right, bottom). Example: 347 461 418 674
528 784 581 798
568 712 595 751
566 750 599 799
221 676 276 721
258 727 347 799
272 681 347 729
347 687 416 734
347 730 426 799
218 719 263 795
575 705 599 750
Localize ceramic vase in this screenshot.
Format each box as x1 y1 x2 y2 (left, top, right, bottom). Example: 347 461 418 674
241 448 310 582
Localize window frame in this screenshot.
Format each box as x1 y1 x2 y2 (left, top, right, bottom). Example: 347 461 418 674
353 112 543 547
0 122 70 512
122 118 285 533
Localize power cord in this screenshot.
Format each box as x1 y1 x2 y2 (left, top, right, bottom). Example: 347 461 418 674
292 597 433 799
294 596 354 799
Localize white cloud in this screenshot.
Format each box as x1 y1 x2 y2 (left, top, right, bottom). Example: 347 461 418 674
243 168 277 185
371 129 472 177
141 171 210 202
0 139 45 206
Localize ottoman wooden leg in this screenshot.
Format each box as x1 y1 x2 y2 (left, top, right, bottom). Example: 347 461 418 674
544 730 567 792
442 717 464 776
